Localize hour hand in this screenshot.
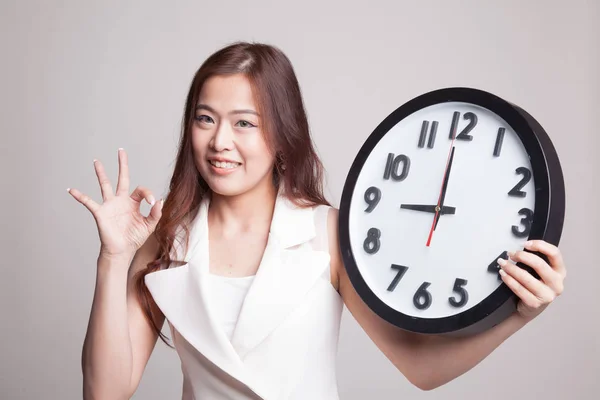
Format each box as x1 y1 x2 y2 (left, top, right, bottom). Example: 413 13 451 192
400 204 456 215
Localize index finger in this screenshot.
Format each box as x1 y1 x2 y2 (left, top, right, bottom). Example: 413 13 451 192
115 148 130 196
524 240 566 277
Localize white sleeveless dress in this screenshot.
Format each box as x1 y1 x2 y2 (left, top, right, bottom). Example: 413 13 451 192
207 274 255 340
145 193 344 399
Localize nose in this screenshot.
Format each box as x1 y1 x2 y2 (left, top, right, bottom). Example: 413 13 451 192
210 121 235 152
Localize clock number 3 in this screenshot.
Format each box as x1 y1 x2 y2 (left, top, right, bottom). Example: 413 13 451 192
363 228 381 254
512 208 533 237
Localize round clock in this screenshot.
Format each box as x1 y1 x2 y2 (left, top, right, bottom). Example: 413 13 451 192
338 87 565 336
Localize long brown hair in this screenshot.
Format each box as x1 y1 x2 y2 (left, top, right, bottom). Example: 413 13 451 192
135 41 331 346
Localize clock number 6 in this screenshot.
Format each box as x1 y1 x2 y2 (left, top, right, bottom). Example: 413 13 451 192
363 228 381 254
413 282 432 310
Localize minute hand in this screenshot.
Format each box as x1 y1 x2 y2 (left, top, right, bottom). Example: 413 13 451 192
434 146 456 230
400 204 456 215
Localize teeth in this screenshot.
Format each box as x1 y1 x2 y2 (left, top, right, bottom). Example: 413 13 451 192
210 160 240 169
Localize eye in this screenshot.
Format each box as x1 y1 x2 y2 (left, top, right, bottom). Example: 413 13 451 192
236 120 256 128
195 115 214 124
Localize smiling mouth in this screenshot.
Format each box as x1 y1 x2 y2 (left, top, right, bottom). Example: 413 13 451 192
209 160 241 169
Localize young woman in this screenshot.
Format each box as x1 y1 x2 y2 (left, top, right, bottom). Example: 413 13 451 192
71 42 567 399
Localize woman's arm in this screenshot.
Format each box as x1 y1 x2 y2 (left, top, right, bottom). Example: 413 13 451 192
337 257 529 390
399 312 532 390
328 208 566 391
81 234 165 399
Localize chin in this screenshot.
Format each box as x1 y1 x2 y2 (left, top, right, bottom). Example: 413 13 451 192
203 174 275 199
203 177 244 197
203 173 261 197
209 185 249 198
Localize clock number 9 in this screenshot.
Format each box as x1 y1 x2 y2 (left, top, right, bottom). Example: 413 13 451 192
363 228 381 254
512 208 534 238
364 186 381 212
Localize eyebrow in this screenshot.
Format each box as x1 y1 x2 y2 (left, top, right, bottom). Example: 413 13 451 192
195 104 259 116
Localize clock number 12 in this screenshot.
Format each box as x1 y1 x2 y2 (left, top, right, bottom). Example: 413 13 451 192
449 111 478 141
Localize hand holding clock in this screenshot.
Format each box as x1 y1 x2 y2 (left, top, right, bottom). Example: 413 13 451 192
498 239 567 320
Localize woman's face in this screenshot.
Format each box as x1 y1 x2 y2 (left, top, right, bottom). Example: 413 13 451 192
192 74 275 197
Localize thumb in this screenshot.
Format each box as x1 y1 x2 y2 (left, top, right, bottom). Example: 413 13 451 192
146 198 163 228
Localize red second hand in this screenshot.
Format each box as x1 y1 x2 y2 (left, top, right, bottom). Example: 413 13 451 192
426 132 457 247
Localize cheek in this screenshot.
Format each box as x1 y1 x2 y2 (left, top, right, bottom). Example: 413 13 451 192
191 129 210 155
240 134 274 165
190 132 210 172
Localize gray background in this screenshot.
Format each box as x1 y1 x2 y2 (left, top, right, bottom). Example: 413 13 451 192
1 0 598 399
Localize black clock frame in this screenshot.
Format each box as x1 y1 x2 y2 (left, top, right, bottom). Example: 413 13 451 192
338 87 565 336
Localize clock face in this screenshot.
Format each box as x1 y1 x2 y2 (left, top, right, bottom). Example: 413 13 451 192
347 101 536 319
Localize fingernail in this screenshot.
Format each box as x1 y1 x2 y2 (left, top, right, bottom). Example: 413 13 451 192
66 188 71 192
160 199 164 209
497 258 507 266
118 147 123 151
148 196 156 206
507 251 515 259
93 159 97 163
499 269 507 276
525 240 532 248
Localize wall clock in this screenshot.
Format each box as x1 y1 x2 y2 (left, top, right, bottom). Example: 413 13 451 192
338 87 565 336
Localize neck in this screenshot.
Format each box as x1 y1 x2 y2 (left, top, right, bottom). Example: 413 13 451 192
208 182 279 237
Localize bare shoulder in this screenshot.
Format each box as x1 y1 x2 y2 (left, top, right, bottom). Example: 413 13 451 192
324 206 367 297
324 207 342 292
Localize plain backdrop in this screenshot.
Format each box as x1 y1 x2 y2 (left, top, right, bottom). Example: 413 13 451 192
1 0 598 399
